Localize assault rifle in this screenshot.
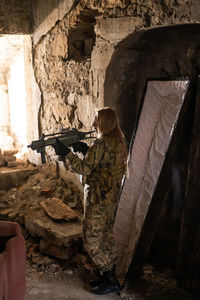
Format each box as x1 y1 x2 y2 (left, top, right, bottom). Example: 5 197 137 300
27 128 96 164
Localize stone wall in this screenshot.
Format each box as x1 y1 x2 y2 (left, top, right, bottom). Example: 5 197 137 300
31 0 200 161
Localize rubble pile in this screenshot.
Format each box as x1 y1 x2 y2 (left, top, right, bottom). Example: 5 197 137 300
25 232 95 284
0 163 195 298
0 163 83 220
3 150 18 167
0 149 28 168
0 163 85 261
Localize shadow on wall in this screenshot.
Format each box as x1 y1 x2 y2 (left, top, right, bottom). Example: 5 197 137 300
104 23 200 144
32 0 77 31
67 10 97 61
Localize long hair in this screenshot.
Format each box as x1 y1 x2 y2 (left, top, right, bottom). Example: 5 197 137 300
97 107 128 161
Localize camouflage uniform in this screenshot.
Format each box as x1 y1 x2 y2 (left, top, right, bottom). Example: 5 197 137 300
66 136 126 272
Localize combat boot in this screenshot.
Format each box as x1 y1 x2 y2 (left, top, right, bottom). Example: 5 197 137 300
89 275 105 287
91 266 121 295
89 270 105 287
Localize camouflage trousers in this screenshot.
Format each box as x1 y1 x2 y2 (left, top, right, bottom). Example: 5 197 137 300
82 184 120 272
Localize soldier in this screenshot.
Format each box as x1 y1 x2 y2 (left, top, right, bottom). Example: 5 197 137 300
53 107 127 295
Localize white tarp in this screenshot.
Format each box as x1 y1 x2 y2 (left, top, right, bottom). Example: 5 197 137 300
114 79 189 281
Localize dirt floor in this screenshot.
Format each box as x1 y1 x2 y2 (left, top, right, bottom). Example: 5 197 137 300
26 250 130 300
25 251 198 300
26 260 122 300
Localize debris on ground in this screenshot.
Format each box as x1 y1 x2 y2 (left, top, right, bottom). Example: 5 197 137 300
0 163 197 299
0 163 84 259
124 263 197 299
40 197 79 221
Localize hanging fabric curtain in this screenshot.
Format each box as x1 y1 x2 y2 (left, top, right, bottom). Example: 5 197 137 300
114 79 190 282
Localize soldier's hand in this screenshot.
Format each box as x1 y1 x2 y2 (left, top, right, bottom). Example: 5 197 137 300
72 142 89 155
52 139 71 156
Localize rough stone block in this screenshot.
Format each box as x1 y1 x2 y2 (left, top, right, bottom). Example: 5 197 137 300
25 207 82 259
39 239 73 259
40 197 78 221
51 32 68 58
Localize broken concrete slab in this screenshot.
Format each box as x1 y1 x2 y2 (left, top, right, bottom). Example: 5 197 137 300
25 207 82 259
0 167 38 190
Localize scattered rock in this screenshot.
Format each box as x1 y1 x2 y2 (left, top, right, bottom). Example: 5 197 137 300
3 150 18 163
39 239 74 260
7 161 18 167
63 269 73 277
24 206 82 259
40 197 78 221
0 207 15 216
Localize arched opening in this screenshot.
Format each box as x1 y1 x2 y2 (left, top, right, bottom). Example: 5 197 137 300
104 24 200 143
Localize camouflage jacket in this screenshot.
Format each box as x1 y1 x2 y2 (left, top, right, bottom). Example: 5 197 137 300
66 136 126 191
